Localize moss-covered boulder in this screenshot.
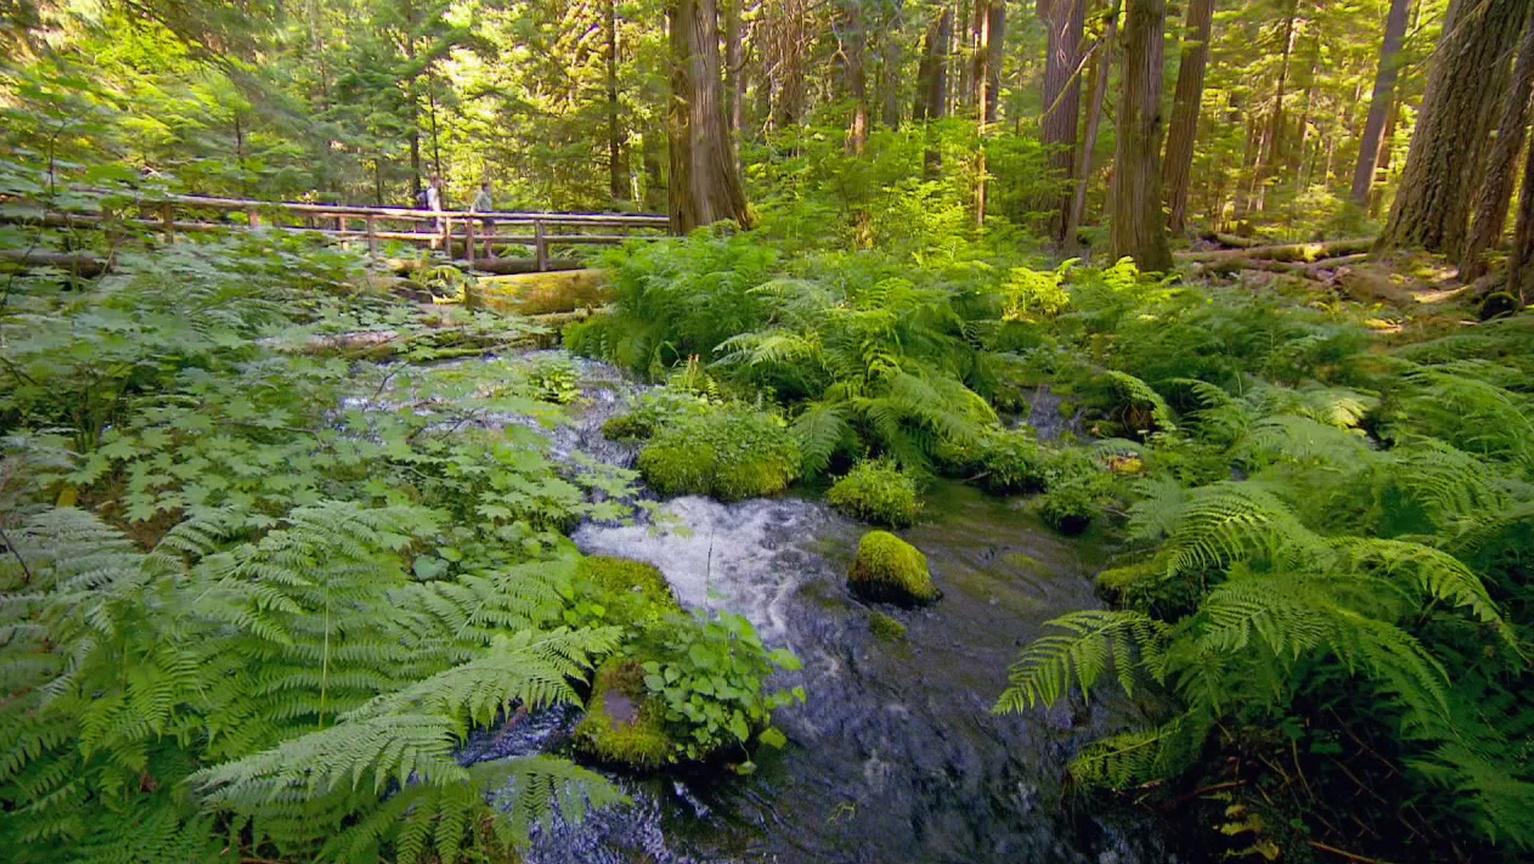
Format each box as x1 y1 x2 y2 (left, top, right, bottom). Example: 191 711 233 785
848 530 939 605
827 459 922 527
573 659 674 769
637 406 800 501
573 555 679 629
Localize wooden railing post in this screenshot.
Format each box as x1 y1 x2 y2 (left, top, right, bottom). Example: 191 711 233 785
442 215 452 255
160 203 175 243
365 215 379 256
247 207 261 228
534 220 548 271
465 217 476 265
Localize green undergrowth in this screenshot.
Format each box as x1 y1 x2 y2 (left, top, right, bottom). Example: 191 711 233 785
826 459 923 527
0 235 802 863
569 231 1534 861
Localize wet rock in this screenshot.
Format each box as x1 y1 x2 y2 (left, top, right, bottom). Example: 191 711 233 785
848 530 939 605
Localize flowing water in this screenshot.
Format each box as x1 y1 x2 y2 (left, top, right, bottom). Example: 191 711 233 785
380 351 1164 863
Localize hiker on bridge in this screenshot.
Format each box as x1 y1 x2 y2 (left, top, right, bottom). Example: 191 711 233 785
425 175 444 249
470 180 495 259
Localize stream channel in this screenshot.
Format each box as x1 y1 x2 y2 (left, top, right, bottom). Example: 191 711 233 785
385 351 1166 863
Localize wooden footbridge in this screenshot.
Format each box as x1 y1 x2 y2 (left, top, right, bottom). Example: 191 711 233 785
2 188 673 275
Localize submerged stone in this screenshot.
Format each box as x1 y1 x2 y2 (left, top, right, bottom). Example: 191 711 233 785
848 530 939 605
573 659 673 769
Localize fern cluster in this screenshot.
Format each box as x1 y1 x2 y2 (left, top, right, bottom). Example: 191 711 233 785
995 261 1534 858
0 238 669 862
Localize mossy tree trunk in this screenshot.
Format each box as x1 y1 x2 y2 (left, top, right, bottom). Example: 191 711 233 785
667 0 753 233
1379 0 1525 254
1109 0 1173 271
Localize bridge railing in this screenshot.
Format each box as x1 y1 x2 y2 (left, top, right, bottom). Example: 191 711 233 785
3 188 673 271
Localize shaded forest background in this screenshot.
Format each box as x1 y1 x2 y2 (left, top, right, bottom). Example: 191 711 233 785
0 0 1467 251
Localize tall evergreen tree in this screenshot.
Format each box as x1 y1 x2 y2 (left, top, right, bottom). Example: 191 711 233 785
1109 0 1173 270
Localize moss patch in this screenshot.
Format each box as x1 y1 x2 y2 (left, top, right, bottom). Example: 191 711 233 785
471 269 612 315
826 459 922 527
868 610 908 641
637 406 800 501
573 659 673 769
848 530 938 605
573 555 679 629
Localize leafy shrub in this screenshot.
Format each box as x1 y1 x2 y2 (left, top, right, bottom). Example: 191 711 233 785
960 428 1051 494
637 404 800 500
640 612 804 766
525 355 582 404
826 459 922 527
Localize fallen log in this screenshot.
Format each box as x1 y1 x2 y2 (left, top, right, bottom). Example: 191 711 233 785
1197 231 1268 249
1178 237 1374 264
0 249 110 277
1191 252 1371 280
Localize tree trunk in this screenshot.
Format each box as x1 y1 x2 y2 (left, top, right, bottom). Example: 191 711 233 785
1460 2 1534 280
1161 0 1214 236
1510 131 1534 304
1247 0 1299 215
972 0 997 226
668 0 753 232
914 6 953 121
1064 2 1117 250
1350 0 1412 206
1109 0 1172 270
1380 0 1526 253
724 0 746 143
1040 0 1087 241
606 0 630 202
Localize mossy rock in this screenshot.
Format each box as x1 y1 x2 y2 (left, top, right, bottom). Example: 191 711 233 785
573 555 679 629
827 459 922 528
868 610 908 641
600 411 655 441
573 659 674 769
637 406 799 501
848 530 939 605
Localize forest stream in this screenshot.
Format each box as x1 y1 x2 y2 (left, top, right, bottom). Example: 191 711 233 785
436 353 1162 864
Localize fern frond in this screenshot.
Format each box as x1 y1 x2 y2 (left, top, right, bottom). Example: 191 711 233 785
994 610 1168 713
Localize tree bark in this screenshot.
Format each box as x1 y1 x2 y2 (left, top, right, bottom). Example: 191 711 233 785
1350 0 1412 206
972 0 998 226
724 0 746 143
605 0 630 202
1040 0 1086 241
1160 0 1214 236
1510 128 1534 304
1064 2 1116 250
1459 2 1534 280
1109 0 1172 270
1247 0 1299 216
1380 0 1526 253
668 0 753 232
913 6 953 121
